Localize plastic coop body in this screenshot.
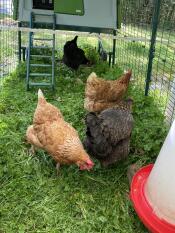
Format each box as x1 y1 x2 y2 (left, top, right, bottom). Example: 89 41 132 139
17 0 120 33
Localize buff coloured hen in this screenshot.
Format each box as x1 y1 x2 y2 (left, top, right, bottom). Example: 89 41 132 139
26 89 94 171
83 98 134 167
84 70 132 112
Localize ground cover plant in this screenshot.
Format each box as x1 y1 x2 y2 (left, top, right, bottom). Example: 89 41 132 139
0 55 168 232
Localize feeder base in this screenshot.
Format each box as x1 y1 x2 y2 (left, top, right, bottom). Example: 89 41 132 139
130 164 175 233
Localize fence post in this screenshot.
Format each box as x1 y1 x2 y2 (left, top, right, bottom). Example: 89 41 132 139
145 0 161 96
18 22 22 62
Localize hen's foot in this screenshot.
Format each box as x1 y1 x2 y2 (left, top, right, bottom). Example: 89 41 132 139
127 163 141 186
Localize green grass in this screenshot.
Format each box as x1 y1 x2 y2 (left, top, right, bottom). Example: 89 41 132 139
0 13 5 20
0 13 173 232
0 57 168 232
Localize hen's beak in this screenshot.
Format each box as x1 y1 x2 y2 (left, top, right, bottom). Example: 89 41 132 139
78 159 94 171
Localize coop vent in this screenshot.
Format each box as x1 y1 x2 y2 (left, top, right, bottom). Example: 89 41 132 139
33 0 54 10
54 0 84 15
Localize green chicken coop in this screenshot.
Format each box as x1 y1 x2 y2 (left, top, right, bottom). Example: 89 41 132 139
15 0 121 32
13 0 121 90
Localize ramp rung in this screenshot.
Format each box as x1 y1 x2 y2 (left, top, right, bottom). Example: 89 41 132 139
31 46 51 49
29 82 52 86
30 55 52 58
30 73 52 77
30 64 52 67
33 38 53 41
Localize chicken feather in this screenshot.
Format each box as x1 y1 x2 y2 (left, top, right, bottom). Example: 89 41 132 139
84 70 132 112
26 89 94 171
83 99 134 167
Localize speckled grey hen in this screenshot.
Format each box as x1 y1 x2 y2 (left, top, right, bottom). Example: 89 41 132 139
83 99 134 167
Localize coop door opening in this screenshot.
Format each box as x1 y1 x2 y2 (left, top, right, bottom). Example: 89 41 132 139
54 0 84 15
33 0 54 10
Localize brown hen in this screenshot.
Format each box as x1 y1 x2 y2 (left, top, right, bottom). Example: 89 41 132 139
26 89 94 171
84 70 132 112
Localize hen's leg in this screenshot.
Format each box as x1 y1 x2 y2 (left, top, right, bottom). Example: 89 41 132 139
29 145 36 155
26 125 43 147
56 163 60 175
26 125 43 156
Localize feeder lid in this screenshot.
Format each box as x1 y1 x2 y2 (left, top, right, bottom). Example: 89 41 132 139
130 164 175 233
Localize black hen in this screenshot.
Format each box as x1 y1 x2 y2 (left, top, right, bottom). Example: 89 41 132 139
83 100 134 167
63 36 89 70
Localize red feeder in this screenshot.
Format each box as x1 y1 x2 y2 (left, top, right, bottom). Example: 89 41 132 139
130 164 175 233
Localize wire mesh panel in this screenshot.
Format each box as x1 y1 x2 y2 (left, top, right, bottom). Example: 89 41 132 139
116 0 154 87
116 0 175 125
0 0 18 85
149 0 175 125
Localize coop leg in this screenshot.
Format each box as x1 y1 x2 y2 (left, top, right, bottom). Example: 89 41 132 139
22 48 26 61
112 30 116 66
97 33 101 53
108 52 112 67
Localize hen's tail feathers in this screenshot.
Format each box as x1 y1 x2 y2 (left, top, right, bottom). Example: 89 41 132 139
126 69 132 76
85 113 111 158
85 113 103 141
38 89 46 105
87 72 97 82
73 35 78 43
38 89 44 98
85 112 98 126
125 69 132 81
119 69 132 84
